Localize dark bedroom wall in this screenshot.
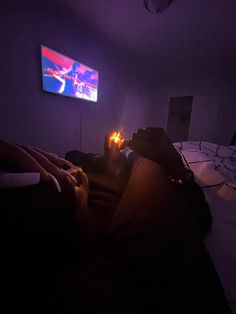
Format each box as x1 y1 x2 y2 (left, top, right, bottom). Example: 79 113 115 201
138 0 236 145
216 83 236 145
142 58 236 145
0 0 152 155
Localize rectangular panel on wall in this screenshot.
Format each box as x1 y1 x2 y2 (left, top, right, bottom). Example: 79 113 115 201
167 96 193 142
188 94 221 143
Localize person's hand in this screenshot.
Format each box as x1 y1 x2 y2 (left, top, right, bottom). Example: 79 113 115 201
0 140 88 198
127 127 186 178
102 133 125 175
103 133 121 161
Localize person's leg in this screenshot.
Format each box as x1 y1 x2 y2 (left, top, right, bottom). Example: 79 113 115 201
108 157 195 243
57 157 232 314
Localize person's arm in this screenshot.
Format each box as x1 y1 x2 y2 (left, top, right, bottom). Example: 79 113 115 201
126 127 212 238
127 127 186 179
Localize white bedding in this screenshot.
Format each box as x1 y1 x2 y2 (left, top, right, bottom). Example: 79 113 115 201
174 141 236 313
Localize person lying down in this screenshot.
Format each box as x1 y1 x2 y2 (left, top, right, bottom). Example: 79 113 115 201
0 128 232 314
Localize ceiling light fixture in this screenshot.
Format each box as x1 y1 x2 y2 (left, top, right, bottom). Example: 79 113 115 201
143 0 173 14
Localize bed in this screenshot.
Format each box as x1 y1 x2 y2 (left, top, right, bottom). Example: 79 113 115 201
173 141 236 313
1 138 235 313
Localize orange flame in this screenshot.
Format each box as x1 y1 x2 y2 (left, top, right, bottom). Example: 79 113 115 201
109 131 124 149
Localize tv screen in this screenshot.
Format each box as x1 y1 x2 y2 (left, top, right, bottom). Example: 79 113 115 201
41 45 99 102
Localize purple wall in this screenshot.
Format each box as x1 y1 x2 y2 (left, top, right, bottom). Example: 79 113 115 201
0 0 149 155
1 0 235 156
142 69 236 145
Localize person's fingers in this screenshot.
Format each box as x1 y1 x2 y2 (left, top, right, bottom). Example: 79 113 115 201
133 128 173 148
30 146 76 169
132 132 159 147
104 133 122 160
55 158 75 169
66 167 89 216
104 134 110 155
19 145 77 189
21 145 61 174
128 139 154 159
132 131 152 142
31 146 59 158
135 127 166 140
68 167 89 193
40 153 75 169
0 140 49 181
1 140 88 205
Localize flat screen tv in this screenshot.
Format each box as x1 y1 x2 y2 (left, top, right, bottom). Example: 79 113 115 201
41 45 99 102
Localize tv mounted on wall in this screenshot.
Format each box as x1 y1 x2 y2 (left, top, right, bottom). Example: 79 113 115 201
41 45 99 102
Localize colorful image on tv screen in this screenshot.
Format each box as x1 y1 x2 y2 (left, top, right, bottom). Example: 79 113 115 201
41 45 98 102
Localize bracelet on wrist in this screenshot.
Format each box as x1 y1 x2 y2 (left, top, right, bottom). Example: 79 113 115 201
168 169 194 185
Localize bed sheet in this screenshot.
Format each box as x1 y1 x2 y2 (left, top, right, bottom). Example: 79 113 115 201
174 141 236 313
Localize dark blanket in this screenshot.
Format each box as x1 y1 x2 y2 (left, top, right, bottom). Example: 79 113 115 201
1 182 81 314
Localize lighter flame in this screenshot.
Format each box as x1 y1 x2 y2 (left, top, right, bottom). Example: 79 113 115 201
109 131 124 148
